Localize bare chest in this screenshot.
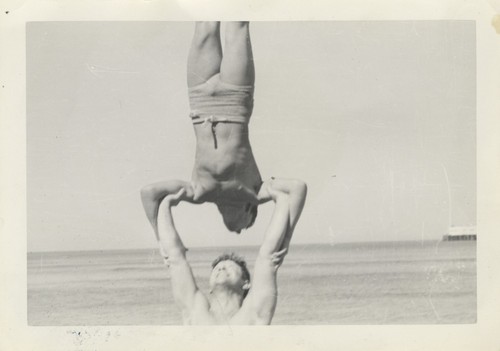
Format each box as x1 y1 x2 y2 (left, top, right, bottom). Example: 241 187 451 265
185 306 254 326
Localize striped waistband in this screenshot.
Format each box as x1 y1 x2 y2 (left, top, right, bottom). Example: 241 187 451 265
190 112 248 125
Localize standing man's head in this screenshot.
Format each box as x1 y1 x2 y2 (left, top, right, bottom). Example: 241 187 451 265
210 253 251 298
217 202 258 234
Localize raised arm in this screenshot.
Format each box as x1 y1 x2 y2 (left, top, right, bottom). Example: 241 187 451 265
258 178 307 252
245 181 307 324
140 180 197 239
156 189 206 314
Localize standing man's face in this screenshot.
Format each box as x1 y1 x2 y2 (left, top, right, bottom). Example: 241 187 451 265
209 260 246 290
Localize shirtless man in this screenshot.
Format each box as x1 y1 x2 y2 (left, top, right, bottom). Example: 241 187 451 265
141 21 298 233
154 180 307 324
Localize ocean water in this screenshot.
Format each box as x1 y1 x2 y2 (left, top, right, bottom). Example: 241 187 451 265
27 241 476 325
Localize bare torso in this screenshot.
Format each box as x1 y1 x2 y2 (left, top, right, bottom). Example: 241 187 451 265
190 122 262 203
183 293 264 325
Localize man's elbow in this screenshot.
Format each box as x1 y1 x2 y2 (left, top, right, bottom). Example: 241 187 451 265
295 180 307 195
289 180 307 201
140 183 156 202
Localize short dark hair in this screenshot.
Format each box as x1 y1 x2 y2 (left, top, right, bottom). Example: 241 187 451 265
211 252 251 293
246 204 258 229
219 203 259 234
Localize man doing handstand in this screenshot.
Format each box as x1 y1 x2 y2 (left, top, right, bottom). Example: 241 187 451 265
141 22 302 234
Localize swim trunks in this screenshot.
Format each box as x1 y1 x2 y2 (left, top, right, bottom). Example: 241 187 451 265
188 73 254 125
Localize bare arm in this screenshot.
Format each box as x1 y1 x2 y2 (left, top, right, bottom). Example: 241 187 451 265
245 181 307 324
258 177 305 202
258 178 307 252
156 189 205 313
140 180 197 238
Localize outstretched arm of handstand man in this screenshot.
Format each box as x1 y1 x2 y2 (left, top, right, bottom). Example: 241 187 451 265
140 180 198 239
257 178 308 258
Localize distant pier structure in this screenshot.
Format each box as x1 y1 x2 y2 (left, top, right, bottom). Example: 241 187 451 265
442 226 477 241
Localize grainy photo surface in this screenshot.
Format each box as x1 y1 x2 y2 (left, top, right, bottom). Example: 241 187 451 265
27 21 476 325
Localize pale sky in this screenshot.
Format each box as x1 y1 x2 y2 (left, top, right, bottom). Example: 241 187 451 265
27 21 475 252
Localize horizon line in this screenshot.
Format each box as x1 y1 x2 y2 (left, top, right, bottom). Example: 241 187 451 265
27 238 447 255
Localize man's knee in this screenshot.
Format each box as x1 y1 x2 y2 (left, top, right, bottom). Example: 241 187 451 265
193 21 220 48
225 22 250 42
227 21 249 29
